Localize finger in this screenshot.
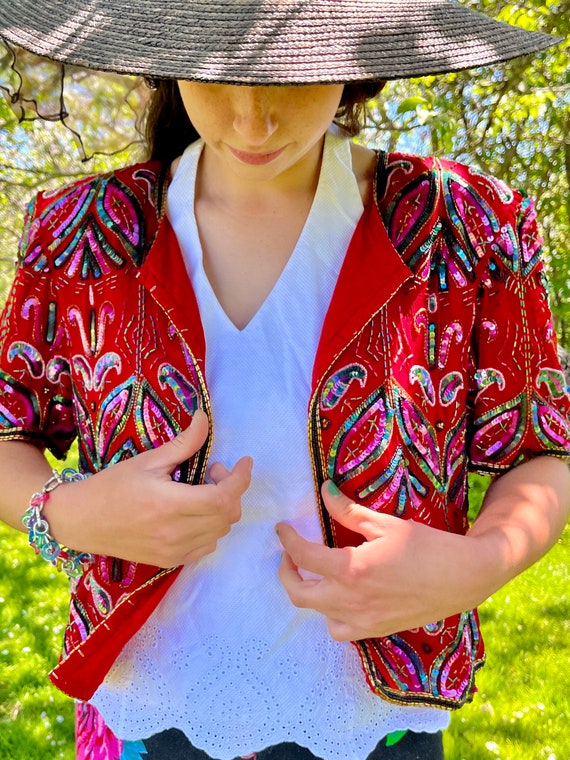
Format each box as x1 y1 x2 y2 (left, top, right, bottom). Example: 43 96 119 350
144 409 209 473
275 521 347 578
203 456 253 525
181 541 219 565
278 550 302 585
326 618 357 642
209 460 231 484
321 480 385 540
278 551 322 608
215 456 253 497
279 552 354 623
165 455 252 516
165 470 249 520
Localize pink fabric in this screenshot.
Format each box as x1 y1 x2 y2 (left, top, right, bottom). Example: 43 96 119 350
76 702 124 760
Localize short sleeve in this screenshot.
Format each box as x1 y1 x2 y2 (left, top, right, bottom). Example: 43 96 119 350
0 196 76 458
468 194 570 473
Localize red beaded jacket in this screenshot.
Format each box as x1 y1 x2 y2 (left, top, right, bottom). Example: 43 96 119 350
1 152 568 708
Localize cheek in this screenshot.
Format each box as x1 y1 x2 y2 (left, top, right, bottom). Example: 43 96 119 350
295 99 343 137
300 88 344 129
177 85 225 135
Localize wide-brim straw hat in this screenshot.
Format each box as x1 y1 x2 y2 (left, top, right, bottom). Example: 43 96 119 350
0 0 562 85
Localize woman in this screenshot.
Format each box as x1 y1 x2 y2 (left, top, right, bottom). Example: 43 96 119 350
0 2 569 759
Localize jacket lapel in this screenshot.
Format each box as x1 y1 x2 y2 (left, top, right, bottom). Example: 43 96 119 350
312 187 413 389
136 213 206 363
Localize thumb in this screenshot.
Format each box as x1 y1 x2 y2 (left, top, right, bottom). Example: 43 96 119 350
321 480 385 540
145 408 209 472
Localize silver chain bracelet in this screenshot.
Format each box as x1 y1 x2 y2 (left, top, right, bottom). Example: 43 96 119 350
21 468 95 579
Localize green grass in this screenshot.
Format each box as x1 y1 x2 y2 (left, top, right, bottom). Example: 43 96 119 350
0 474 568 760
445 528 569 760
0 527 74 760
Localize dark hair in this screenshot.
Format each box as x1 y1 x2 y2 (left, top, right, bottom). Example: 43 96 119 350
144 80 385 165
335 81 385 136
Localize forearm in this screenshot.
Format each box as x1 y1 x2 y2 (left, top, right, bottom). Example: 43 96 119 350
0 441 54 533
467 456 570 593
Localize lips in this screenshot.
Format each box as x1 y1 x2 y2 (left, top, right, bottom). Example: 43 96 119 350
228 146 285 165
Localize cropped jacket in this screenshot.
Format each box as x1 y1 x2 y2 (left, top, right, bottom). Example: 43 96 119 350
1 150 568 708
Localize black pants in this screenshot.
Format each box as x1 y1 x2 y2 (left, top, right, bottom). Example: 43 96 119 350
137 729 445 760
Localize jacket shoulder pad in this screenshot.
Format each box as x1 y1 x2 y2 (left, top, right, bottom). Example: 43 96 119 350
18 161 166 278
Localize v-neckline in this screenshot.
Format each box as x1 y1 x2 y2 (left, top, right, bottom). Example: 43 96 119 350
138 145 414 386
194 189 321 336
169 132 363 335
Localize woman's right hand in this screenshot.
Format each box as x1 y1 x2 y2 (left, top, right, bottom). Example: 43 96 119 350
45 409 253 567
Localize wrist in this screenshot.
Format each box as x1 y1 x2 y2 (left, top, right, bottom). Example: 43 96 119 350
23 468 95 577
42 475 85 550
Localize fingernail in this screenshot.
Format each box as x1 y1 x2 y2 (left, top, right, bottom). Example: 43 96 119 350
274 526 280 537
327 480 341 496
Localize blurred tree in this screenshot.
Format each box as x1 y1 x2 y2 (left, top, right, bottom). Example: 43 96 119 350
0 46 145 300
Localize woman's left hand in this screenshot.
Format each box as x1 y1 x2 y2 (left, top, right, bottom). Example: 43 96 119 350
276 457 570 641
276 482 488 640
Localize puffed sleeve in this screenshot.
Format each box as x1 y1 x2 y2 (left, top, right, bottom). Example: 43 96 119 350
0 195 76 459
468 193 570 473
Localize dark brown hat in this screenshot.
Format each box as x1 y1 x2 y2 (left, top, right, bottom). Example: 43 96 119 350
0 0 561 84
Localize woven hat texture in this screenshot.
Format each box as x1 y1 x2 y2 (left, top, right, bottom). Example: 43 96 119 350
0 0 560 83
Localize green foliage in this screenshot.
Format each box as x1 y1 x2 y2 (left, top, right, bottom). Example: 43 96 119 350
0 45 146 304
446 526 570 760
0 528 74 760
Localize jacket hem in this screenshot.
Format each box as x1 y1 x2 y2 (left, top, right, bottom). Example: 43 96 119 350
355 641 486 710
469 448 570 477
49 564 181 701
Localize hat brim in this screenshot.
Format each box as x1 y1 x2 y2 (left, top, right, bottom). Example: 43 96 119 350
0 0 562 84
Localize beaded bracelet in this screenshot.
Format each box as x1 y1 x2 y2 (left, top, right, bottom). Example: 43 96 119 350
21 468 95 579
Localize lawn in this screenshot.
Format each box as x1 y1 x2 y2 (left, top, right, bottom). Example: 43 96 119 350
0 475 568 760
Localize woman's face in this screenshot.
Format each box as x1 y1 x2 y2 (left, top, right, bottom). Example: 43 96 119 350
177 82 344 184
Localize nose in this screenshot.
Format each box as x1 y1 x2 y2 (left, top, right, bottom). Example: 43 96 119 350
231 86 278 146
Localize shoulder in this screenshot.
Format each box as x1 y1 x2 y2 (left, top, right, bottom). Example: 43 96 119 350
375 151 535 276
19 161 166 274
37 160 164 205
377 151 523 217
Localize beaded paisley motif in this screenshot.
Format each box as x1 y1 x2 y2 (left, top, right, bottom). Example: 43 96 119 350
327 387 394 485
0 369 41 428
320 363 367 411
36 177 146 278
158 363 200 416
